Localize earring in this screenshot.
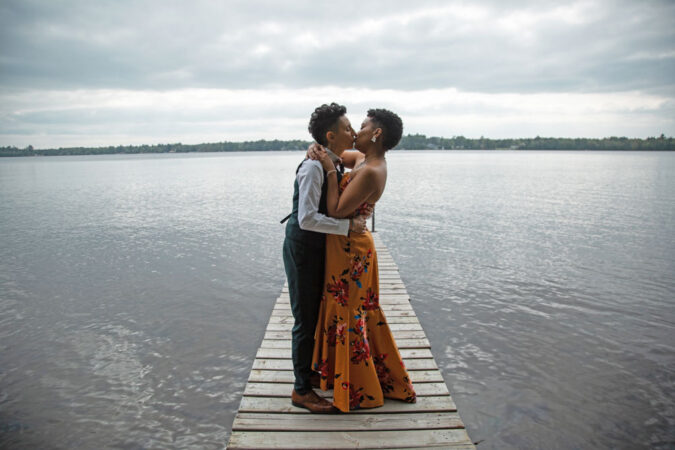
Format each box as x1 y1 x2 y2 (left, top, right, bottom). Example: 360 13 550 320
371 136 377 143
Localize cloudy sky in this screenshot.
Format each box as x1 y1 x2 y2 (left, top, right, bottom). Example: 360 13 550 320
1 0 674 149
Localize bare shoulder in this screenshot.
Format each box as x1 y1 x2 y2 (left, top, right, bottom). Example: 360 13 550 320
357 164 379 179
355 164 386 192
365 161 387 177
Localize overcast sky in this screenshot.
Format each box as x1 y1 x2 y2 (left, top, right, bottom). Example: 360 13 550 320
1 0 674 148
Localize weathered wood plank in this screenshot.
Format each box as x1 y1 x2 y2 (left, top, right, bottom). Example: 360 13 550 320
270 309 417 317
232 412 465 432
237 395 457 414
271 307 416 316
244 382 449 397
256 347 433 360
280 286 407 293
259 338 430 350
227 429 473 449
378 309 416 316
275 295 411 304
378 447 476 450
383 329 429 339
248 369 445 384
268 315 420 324
264 323 423 332
273 300 411 307
377 447 475 450
276 287 408 293
379 284 407 289
251 358 437 371
407 370 445 384
272 305 413 315
275 292 410 299
272 301 412 308
263 329 427 340
273 303 413 311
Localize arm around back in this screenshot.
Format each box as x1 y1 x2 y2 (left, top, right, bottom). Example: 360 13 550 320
297 160 350 235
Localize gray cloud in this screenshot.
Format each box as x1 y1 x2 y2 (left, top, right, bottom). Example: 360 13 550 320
1 0 674 147
1 0 673 94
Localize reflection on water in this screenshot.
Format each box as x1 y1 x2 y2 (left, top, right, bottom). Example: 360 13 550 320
1 151 673 449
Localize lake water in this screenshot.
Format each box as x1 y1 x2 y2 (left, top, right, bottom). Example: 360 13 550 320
1 151 673 449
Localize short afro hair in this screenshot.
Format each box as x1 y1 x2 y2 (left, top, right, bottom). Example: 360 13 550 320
367 108 403 151
308 103 347 146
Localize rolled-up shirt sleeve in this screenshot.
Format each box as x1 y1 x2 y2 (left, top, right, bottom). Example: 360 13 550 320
297 160 350 236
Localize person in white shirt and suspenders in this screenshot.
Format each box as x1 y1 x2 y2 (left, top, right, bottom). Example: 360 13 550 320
281 103 369 413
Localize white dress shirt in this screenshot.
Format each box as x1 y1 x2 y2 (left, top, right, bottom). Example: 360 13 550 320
296 159 349 236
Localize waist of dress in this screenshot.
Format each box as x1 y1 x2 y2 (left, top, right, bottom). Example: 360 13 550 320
327 229 373 244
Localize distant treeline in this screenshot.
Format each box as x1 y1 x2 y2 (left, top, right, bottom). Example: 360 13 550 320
1 134 672 157
400 134 673 150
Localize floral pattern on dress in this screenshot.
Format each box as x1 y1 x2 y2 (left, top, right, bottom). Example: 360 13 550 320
373 353 395 393
347 383 375 410
326 315 347 347
402 375 417 403
326 275 349 306
349 312 366 336
350 252 371 288
351 337 371 365
314 358 329 380
361 288 379 310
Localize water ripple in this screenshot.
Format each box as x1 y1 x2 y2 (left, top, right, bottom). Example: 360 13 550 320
1 151 673 449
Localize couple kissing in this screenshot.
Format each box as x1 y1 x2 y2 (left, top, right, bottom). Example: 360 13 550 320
282 103 416 413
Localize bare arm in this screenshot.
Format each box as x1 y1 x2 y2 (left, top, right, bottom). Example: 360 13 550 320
340 150 363 169
324 167 377 218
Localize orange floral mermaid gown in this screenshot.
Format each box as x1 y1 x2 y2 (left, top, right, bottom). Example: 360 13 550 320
311 172 416 412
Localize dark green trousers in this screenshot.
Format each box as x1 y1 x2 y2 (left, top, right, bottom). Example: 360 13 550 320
282 237 325 394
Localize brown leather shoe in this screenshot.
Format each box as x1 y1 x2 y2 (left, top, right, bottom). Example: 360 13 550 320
291 389 338 414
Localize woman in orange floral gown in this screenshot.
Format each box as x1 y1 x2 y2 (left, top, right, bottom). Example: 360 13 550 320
311 109 416 412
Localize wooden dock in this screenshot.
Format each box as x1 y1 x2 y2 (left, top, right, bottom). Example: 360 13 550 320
227 234 475 449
